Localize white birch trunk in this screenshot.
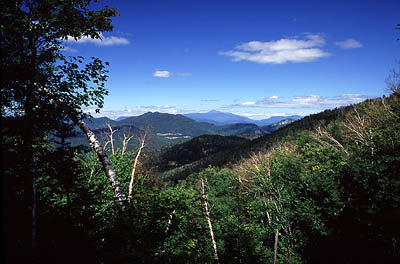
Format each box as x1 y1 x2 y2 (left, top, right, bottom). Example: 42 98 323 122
78 120 127 211
201 178 219 263
106 123 117 155
165 209 176 233
128 132 146 201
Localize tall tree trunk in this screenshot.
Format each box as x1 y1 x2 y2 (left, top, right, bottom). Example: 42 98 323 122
287 233 291 264
128 132 146 201
32 177 37 249
201 178 219 263
26 34 37 261
274 229 279 264
165 209 176 233
23 110 36 261
78 120 127 211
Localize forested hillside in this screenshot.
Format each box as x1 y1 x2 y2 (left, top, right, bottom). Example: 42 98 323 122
2 0 399 263
4 93 399 263
68 111 285 149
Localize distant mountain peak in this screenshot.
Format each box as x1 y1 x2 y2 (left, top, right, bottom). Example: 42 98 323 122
184 111 302 126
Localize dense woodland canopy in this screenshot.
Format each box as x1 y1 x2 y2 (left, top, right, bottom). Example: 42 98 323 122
2 1 400 263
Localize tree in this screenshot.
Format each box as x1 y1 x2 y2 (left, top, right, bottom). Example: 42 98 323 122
386 60 400 96
1 0 117 260
200 177 220 263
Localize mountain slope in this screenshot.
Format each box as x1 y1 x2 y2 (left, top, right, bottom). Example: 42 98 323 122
119 112 216 137
255 115 302 126
84 117 117 129
184 110 302 126
70 112 295 149
115 116 131 121
157 105 355 181
261 118 296 133
216 123 265 135
150 135 249 171
184 110 255 125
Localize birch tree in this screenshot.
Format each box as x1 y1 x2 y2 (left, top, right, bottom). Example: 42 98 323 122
128 130 147 201
200 177 219 263
101 123 119 154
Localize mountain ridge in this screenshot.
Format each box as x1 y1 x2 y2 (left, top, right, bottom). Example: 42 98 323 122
183 110 301 126
114 110 302 126
70 111 295 149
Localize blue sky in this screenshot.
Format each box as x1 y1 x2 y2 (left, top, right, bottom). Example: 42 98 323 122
62 0 400 120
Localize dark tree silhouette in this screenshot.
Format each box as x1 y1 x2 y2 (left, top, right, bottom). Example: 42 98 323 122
1 0 117 261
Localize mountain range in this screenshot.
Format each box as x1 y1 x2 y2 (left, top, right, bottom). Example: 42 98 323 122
183 110 301 126
70 111 299 149
116 110 301 126
148 104 355 182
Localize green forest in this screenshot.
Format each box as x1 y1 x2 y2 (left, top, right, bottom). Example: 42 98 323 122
2 1 400 263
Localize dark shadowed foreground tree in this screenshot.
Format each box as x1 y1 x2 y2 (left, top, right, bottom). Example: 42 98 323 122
1 0 117 261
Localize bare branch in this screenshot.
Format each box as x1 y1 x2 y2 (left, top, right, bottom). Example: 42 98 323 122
128 130 147 201
385 59 400 96
106 122 118 155
313 125 348 154
343 106 369 145
118 128 134 155
165 209 177 233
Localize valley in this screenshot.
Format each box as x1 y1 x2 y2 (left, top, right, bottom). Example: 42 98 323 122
3 1 398 262
71 110 299 149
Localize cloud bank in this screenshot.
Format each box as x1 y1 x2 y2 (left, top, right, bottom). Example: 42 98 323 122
229 94 370 109
86 105 196 119
220 34 331 64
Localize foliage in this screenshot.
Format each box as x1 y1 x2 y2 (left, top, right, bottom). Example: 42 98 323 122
4 93 399 263
148 134 249 172
2 4 399 261
1 0 117 262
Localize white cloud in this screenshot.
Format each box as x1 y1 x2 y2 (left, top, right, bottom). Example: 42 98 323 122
151 71 192 78
85 108 143 120
261 95 279 100
63 33 130 46
228 94 370 109
220 34 331 64
61 46 78 53
86 105 196 119
236 112 302 120
334 39 363 49
201 99 221 102
152 70 172 78
240 101 256 106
